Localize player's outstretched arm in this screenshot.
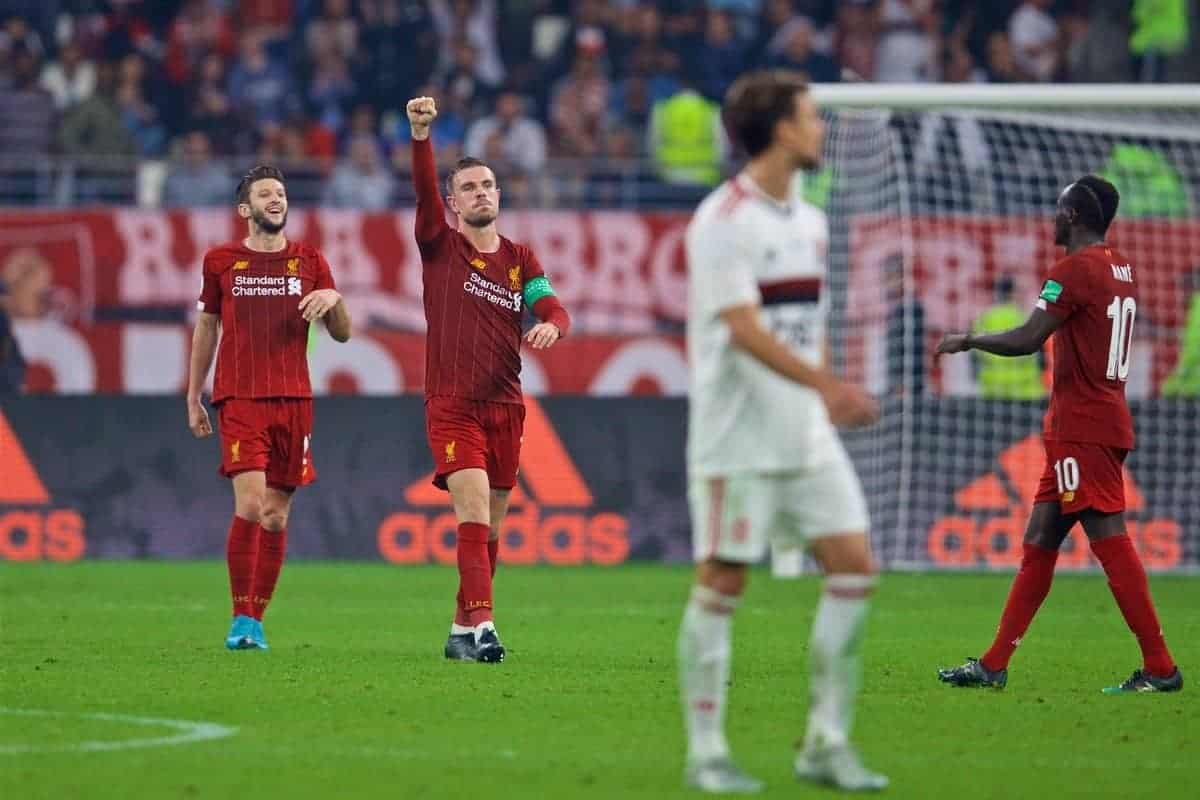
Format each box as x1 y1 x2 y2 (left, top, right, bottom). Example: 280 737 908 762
186 312 220 437
407 96 449 247
721 304 878 427
938 308 1062 358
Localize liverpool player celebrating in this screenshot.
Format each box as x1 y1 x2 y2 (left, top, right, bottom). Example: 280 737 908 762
937 175 1182 694
407 96 570 664
187 166 352 650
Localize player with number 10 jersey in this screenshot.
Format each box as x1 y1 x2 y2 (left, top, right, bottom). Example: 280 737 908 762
936 174 1180 695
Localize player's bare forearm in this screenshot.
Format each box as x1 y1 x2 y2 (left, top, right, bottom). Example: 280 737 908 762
721 305 832 392
186 313 220 403
324 298 352 342
968 329 1041 356
940 309 1061 358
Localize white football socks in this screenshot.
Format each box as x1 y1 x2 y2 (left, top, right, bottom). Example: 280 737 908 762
803 574 876 753
679 584 740 764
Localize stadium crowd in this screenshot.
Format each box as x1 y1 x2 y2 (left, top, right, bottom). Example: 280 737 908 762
0 1 1195 207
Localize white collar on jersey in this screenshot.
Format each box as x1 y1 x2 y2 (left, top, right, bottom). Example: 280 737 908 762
735 172 794 216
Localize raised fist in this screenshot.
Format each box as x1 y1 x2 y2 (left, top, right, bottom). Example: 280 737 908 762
406 96 437 139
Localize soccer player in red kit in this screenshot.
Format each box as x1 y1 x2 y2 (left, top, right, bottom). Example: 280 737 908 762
186 166 353 650
406 96 570 663
936 174 1182 694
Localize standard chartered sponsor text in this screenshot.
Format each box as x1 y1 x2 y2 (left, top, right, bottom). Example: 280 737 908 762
464 272 522 311
233 274 287 297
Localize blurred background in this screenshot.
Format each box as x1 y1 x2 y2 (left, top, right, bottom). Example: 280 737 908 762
1 0 1199 570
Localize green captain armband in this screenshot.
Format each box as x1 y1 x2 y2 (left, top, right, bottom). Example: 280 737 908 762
523 275 556 306
1040 279 1064 303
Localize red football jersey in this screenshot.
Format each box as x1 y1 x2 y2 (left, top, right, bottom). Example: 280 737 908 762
1037 244 1136 449
198 240 335 403
412 137 558 403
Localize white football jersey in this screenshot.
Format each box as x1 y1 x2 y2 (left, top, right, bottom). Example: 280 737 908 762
686 172 837 476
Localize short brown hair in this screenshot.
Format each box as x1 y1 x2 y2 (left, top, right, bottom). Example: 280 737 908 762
445 157 494 195
236 165 286 204
723 70 809 158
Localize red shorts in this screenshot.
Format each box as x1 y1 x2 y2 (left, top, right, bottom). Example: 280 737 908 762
1035 440 1128 514
425 397 524 491
217 397 315 490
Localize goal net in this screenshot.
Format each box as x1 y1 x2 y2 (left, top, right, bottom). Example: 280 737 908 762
815 85 1200 572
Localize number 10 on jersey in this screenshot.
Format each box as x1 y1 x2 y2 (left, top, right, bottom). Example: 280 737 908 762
1105 296 1136 382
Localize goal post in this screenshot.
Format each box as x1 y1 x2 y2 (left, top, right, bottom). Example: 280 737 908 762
810 84 1200 572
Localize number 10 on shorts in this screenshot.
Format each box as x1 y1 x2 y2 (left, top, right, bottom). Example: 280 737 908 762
1053 457 1080 498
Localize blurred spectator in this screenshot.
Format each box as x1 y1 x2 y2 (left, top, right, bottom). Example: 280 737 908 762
1162 267 1200 397
165 0 235 87
96 1 161 62
237 0 295 40
0 279 26 394
972 274 1046 399
0 44 54 157
116 54 167 156
611 5 666 78
550 42 611 158
624 51 680 115
1 246 52 319
984 31 1025 82
163 130 235 207
306 0 360 63
942 37 987 84
587 121 657 208
307 48 356 136
648 75 723 188
1060 4 1133 83
1099 143 1190 218
751 0 802 63
438 42 499 118
430 0 506 88
767 16 841 82
59 62 137 159
464 91 547 175
228 31 299 128
1009 0 1059 82
695 9 746 101
1130 0 1188 83
883 255 926 396
494 0 540 90
609 70 654 139
359 0 436 112
346 104 385 153
833 0 879 82
39 41 97 111
186 53 247 154
875 0 941 82
323 134 394 209
0 15 45 62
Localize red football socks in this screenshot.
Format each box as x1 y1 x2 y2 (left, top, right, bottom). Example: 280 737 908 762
226 515 259 617
457 522 493 626
1091 534 1176 677
980 543 1058 672
250 527 288 621
488 538 499 578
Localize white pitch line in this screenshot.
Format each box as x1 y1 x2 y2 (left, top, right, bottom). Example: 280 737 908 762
0 708 237 754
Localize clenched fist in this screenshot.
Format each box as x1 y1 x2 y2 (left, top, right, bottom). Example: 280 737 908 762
407 96 437 140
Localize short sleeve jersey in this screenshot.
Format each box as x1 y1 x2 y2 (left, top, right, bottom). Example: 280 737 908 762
686 173 836 476
198 240 335 402
1035 244 1136 449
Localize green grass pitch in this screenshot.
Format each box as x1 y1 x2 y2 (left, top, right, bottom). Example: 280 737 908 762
3 563 1198 799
